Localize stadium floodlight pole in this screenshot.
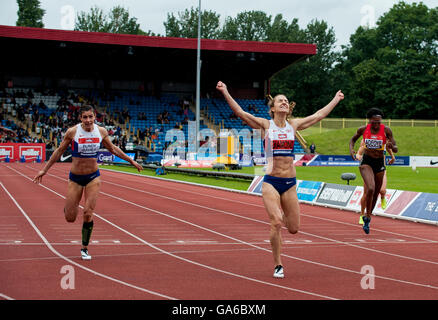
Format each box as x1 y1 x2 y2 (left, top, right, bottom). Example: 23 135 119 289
195 0 201 158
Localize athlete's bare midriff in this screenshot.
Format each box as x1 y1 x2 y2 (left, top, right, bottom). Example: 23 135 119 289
265 156 296 178
70 157 99 175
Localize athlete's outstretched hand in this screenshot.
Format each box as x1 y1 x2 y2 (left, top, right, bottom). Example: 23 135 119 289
33 170 46 184
132 161 143 172
335 90 344 102
216 81 228 94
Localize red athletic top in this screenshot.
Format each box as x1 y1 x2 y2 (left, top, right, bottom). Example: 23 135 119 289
363 124 386 151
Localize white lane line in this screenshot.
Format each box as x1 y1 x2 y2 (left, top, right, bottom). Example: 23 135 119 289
99 184 438 291
101 168 438 243
98 173 438 265
0 182 176 300
22 166 438 291
9 166 339 300
0 293 14 300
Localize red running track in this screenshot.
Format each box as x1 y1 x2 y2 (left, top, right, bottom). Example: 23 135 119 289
1 162 437 300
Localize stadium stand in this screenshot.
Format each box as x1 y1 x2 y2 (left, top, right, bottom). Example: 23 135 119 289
1 86 306 156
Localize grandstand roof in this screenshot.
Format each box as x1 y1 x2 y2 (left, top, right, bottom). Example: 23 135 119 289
0 25 316 98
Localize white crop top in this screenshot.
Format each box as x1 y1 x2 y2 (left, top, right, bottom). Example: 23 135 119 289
264 120 295 157
71 124 103 158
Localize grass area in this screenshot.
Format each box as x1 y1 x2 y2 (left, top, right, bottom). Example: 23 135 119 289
103 164 251 191
295 166 438 194
301 126 438 156
103 164 438 194
298 126 335 137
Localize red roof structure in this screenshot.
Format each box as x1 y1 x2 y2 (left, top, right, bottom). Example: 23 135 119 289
0 25 317 98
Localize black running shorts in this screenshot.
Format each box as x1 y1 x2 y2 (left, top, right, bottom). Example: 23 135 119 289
360 154 385 174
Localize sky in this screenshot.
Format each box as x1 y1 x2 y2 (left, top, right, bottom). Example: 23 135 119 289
0 0 436 49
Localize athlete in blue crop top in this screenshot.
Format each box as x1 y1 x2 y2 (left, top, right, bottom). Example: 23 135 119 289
217 81 344 278
33 105 143 260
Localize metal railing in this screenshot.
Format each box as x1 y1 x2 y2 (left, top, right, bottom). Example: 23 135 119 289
310 118 438 132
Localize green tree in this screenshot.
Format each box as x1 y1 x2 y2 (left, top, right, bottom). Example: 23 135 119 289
266 15 305 43
220 11 272 41
340 1 438 119
105 6 142 34
271 19 340 117
350 58 384 116
375 2 438 118
266 14 289 42
75 6 105 32
75 5 145 35
164 7 221 39
16 0 45 28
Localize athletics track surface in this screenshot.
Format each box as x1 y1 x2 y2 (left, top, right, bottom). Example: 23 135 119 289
1 163 437 302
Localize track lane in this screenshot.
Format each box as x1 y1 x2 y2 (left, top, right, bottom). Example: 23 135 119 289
45 166 438 296
96 166 438 298
2 164 338 300
23 165 438 298
0 165 177 300
2 163 438 299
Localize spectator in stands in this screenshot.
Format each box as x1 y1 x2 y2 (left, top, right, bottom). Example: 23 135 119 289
33 105 143 261
32 109 40 123
15 90 25 98
120 134 127 151
309 143 316 154
174 122 183 130
27 89 34 99
44 140 53 152
38 100 47 110
162 110 170 124
216 80 344 279
17 106 25 122
121 107 129 123
200 136 209 147
248 104 258 113
349 108 397 234
157 113 163 124
10 96 17 107
138 112 146 120
116 126 122 137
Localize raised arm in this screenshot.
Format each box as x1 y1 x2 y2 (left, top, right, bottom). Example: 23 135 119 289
216 81 269 130
291 91 344 131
